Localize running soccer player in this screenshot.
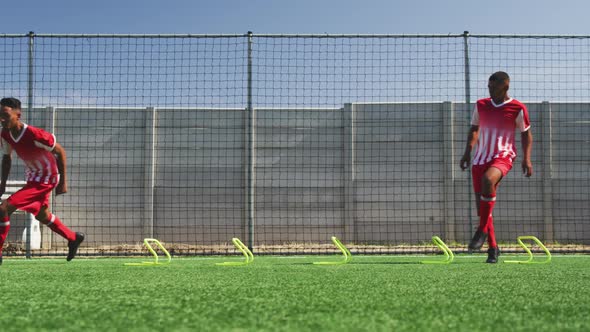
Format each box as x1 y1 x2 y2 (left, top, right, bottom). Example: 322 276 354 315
0 97 84 264
459 72 533 263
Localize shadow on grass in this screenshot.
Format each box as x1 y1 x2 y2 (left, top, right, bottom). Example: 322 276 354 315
271 255 492 266
348 261 423 265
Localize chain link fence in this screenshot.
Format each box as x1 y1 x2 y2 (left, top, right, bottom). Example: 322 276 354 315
0 32 588 256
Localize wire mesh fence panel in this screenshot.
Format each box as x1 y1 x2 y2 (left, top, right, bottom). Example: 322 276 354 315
251 36 467 253
27 35 248 256
0 33 587 257
0 36 30 253
468 36 590 249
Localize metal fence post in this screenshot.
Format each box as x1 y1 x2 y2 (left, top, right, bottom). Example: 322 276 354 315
463 31 471 105
462 31 474 236
25 31 35 259
44 106 56 250
343 104 356 243
246 31 256 250
144 107 157 239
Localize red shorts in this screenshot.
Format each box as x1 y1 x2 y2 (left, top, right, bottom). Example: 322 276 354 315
7 182 55 216
471 157 513 193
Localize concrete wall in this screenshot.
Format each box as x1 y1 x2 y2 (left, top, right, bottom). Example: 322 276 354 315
8 102 587 247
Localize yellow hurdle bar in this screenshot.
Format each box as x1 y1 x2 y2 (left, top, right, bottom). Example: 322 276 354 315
124 238 172 266
216 238 254 266
421 236 454 264
504 236 552 264
313 236 352 265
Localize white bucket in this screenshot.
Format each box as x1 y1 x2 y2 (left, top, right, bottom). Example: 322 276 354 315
22 217 42 250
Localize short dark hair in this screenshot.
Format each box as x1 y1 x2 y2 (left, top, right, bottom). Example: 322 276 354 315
0 97 22 110
489 71 510 83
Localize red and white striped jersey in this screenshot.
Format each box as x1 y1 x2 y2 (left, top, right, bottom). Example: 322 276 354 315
0 124 59 184
471 97 530 165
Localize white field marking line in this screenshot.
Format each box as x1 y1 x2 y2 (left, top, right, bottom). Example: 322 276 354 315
12 255 589 264
267 256 310 259
176 256 309 260
136 255 590 261
268 255 590 259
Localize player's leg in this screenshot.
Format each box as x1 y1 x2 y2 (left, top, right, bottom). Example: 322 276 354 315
468 165 488 252
483 158 513 263
35 206 76 241
479 166 502 231
468 192 488 252
36 206 85 261
480 166 503 263
0 200 17 265
474 193 481 216
486 220 500 263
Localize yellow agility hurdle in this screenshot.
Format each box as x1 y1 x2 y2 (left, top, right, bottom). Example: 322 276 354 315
504 236 551 264
313 236 352 265
124 238 171 266
421 236 454 264
216 238 254 266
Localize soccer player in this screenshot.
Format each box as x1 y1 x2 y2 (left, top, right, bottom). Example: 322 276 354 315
0 97 84 265
459 72 533 263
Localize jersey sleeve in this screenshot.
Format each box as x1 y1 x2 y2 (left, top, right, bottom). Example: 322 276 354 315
0 137 12 155
515 105 531 132
31 127 57 152
470 104 479 126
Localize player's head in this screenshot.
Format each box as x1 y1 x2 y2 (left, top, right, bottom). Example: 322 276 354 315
488 71 510 100
0 97 23 129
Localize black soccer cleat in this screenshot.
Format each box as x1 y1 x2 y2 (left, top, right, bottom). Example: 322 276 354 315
0 253 2 266
486 247 500 263
67 232 85 262
468 229 488 253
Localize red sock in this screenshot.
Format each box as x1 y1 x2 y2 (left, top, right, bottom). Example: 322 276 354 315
0 216 10 254
487 218 497 248
44 214 76 242
478 194 496 234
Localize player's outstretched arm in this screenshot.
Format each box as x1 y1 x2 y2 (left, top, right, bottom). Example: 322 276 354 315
460 125 479 171
53 143 68 195
521 129 533 177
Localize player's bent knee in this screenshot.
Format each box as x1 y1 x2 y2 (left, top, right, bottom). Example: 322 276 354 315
35 211 51 224
481 176 494 189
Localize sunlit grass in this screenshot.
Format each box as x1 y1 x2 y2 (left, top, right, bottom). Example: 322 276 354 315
0 255 588 331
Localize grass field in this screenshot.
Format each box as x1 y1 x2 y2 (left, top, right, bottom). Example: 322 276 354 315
0 254 588 332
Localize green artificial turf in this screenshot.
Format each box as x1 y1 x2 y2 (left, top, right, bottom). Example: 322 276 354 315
0 255 588 331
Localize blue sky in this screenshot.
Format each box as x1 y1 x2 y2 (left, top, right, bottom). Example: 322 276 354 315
2 0 589 108
2 0 588 35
